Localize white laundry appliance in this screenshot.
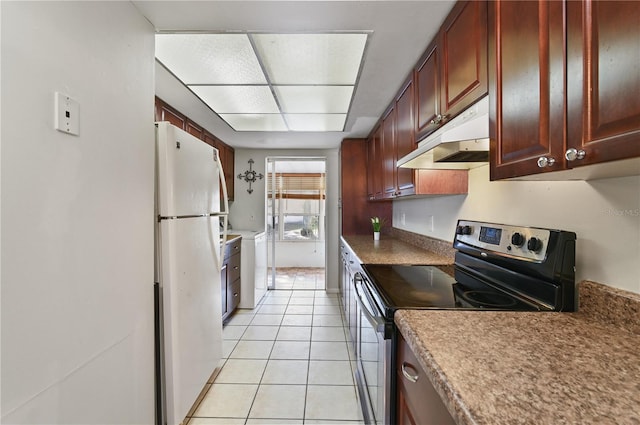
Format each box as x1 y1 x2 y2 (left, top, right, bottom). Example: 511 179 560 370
154 122 228 425
233 230 268 309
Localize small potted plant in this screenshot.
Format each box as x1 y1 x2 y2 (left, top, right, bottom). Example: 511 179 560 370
371 217 384 240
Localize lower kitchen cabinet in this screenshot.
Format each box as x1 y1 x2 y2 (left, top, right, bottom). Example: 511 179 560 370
222 237 241 323
396 333 455 425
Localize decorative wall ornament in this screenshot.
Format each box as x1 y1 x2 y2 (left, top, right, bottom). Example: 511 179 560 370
237 159 264 194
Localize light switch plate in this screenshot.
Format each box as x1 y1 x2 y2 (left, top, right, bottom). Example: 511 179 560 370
54 92 79 136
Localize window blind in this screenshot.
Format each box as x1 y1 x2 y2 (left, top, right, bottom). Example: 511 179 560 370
267 173 326 199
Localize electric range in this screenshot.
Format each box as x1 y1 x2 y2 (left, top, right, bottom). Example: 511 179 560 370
352 219 577 425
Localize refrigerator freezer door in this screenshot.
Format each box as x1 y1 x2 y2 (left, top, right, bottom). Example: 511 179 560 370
159 216 222 425
156 122 220 217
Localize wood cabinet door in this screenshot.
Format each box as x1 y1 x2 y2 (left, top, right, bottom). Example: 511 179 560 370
415 41 441 140
489 0 566 180
220 263 229 319
440 0 488 120
396 334 456 425
366 126 384 200
366 134 376 200
372 126 384 199
382 107 397 198
185 119 204 140
223 145 235 202
395 78 416 196
155 98 186 130
566 0 640 167
342 139 370 234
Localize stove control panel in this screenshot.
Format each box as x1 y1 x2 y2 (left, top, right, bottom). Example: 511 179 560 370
455 220 551 262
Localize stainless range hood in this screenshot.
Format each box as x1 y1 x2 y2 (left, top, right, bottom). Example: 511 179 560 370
398 96 489 169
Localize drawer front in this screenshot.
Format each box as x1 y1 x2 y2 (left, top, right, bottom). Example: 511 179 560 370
228 238 241 255
396 334 455 425
228 253 241 283
229 278 241 311
224 238 241 259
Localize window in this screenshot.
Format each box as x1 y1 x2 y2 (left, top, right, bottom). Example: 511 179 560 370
267 173 325 241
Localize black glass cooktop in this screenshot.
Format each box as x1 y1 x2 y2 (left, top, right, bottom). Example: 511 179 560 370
361 264 539 317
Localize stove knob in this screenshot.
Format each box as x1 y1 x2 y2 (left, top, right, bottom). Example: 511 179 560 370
527 237 542 252
456 225 473 235
511 232 525 247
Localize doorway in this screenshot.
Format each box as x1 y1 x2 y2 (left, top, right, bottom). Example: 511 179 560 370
265 157 327 291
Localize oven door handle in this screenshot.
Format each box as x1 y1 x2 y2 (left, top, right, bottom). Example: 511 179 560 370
354 273 386 333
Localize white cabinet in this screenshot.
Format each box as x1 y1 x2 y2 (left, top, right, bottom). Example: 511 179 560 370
234 230 267 309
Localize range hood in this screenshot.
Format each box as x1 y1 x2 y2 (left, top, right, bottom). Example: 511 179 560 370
398 96 489 169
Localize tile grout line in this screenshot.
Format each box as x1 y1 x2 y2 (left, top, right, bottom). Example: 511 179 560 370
194 268 360 423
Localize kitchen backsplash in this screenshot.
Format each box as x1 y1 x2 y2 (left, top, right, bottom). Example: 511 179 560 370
393 165 640 295
578 280 640 336
390 227 456 260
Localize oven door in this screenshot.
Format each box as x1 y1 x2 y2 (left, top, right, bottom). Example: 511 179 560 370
354 272 392 425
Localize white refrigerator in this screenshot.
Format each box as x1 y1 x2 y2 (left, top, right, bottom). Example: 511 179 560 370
155 122 229 425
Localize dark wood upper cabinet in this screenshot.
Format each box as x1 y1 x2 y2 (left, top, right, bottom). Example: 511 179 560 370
155 98 186 130
382 106 398 198
566 0 640 167
367 125 384 200
490 0 640 180
395 78 417 196
185 119 204 140
440 0 488 120
416 0 488 142
221 144 235 203
416 42 441 139
342 139 392 235
489 0 566 180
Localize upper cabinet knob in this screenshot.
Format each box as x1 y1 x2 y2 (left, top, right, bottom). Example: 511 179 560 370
565 148 586 161
429 114 449 126
537 156 556 168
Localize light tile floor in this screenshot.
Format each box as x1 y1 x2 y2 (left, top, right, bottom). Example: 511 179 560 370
186 269 364 425
268 267 325 290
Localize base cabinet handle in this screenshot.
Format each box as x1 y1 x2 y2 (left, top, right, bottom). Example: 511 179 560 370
401 362 419 383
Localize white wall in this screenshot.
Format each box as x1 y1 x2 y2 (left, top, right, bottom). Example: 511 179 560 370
275 241 327 268
392 165 640 294
1 2 155 423
230 148 340 291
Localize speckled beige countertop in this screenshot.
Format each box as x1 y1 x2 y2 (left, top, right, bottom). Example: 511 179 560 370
341 234 453 265
395 287 640 424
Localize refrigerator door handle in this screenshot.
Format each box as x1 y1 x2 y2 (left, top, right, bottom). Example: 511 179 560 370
214 149 229 273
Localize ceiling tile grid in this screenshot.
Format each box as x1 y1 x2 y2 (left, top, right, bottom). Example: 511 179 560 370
155 32 368 132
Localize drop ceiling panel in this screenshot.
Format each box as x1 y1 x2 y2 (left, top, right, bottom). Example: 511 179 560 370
155 33 266 84
189 85 280 114
274 86 354 113
252 33 367 84
284 114 347 132
220 113 288 131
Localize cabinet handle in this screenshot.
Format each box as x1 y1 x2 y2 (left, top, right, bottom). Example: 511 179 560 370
429 114 448 126
565 148 586 161
401 362 419 383
233 266 239 270
536 156 556 168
